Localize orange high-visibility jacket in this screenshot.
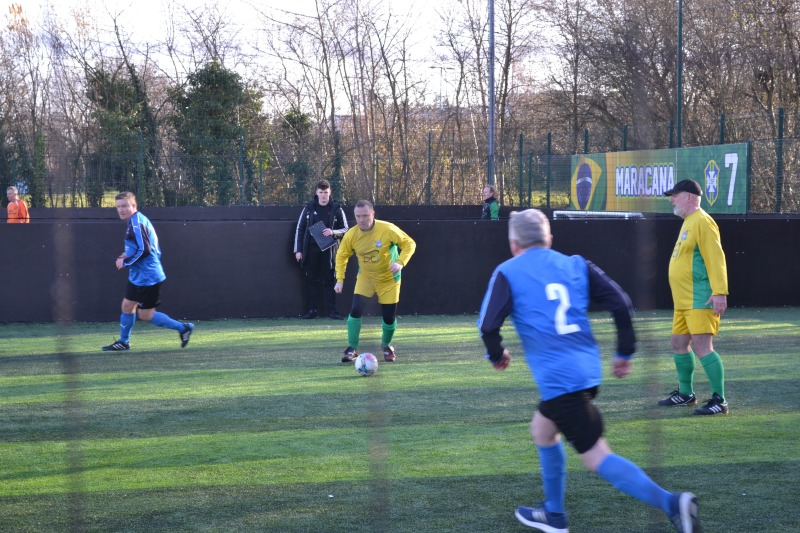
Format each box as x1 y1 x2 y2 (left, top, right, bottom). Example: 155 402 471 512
7 199 30 223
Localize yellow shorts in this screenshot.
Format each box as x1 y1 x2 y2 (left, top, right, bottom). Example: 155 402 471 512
354 276 401 305
672 309 720 336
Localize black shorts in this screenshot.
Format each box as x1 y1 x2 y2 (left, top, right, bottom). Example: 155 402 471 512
124 281 162 310
538 386 604 454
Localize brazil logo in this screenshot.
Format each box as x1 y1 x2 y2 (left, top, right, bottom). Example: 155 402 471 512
576 163 593 209
704 160 720 206
570 156 605 211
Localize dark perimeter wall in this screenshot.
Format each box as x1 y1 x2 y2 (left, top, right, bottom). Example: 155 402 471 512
1 206 798 323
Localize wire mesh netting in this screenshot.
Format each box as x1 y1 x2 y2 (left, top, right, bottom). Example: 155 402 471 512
4 130 800 213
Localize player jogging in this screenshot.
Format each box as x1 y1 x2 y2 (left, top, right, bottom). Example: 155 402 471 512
478 209 700 533
101 192 194 351
334 199 416 363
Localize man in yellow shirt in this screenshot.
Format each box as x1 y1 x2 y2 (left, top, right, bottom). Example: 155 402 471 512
6 186 30 223
658 179 729 415
334 199 416 363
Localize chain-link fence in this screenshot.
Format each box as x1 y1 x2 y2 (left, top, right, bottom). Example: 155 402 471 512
3 116 799 213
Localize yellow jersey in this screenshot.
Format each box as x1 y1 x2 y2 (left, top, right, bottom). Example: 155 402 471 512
335 220 416 284
668 209 728 309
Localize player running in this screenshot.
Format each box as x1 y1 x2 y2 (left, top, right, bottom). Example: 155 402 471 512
101 192 194 352
478 209 700 533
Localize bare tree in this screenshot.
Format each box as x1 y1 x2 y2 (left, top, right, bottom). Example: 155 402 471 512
43 6 97 207
4 0 800 211
537 0 598 154
434 0 490 205
256 0 426 204
362 2 423 203
2 3 51 206
259 1 348 199
493 0 546 203
723 0 800 211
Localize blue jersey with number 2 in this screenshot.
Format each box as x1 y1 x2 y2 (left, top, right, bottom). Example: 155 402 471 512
479 248 633 401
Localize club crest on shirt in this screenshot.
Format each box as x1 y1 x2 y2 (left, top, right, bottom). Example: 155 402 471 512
375 240 383 248
681 231 689 240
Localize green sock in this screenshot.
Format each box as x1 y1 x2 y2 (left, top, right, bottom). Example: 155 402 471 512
674 352 696 395
381 320 397 346
700 351 725 401
347 316 362 350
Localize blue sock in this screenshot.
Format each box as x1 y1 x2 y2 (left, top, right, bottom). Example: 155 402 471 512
597 454 674 515
150 311 186 332
537 441 567 515
119 312 136 343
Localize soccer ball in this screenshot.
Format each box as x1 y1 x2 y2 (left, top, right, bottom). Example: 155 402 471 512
355 352 378 377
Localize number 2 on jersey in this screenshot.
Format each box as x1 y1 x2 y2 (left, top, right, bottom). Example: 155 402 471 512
546 283 580 335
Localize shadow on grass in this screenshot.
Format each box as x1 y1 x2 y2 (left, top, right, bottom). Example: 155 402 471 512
0 464 796 533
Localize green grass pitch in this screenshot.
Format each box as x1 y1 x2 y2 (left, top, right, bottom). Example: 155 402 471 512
1 309 798 532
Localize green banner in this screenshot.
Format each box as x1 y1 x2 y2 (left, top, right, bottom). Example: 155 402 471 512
569 143 749 214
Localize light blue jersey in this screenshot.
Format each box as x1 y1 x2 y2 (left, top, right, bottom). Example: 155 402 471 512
479 247 635 401
122 212 166 287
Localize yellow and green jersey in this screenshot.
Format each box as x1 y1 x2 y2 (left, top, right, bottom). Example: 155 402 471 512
335 220 416 284
668 209 728 309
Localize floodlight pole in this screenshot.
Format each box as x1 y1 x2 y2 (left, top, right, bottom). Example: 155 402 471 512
677 0 683 148
487 0 496 186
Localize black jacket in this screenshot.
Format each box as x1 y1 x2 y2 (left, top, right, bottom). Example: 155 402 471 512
293 197 349 266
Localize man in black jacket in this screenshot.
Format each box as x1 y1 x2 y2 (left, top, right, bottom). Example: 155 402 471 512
293 180 349 319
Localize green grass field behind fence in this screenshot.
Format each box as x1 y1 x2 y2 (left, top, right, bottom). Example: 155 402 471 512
1 310 798 532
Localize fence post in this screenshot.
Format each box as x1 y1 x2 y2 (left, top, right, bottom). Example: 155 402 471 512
330 130 342 199
518 133 524 206
668 120 674 149
426 131 432 205
450 130 455 205
746 141 753 214
584 128 589 154
622 124 628 151
719 113 726 144
775 108 784 213
258 155 263 206
546 132 552 209
239 131 246 205
375 153 380 205
137 133 145 201
527 152 533 207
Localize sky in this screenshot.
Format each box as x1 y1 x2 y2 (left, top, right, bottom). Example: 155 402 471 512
12 0 444 54
10 0 457 105
9 0 560 112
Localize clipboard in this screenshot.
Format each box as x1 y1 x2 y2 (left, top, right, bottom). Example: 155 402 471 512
310 221 337 251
